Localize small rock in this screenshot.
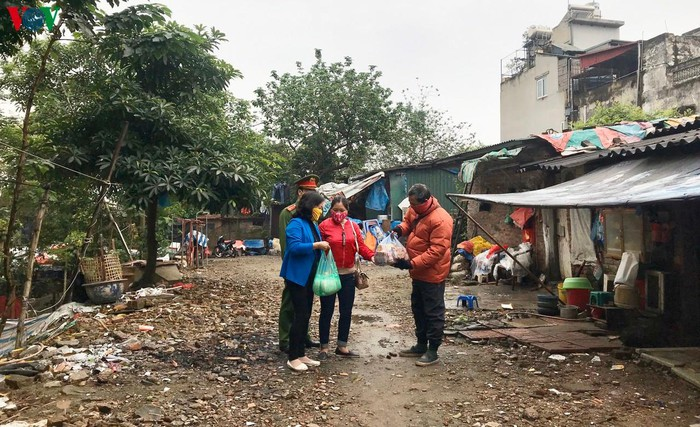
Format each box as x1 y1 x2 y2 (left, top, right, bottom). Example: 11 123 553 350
484 422 501 427
5 374 34 389
524 407 539 421
56 339 79 347
591 356 602 364
122 339 143 352
69 370 89 383
548 354 566 362
45 380 62 388
96 370 113 384
134 405 164 422
48 414 69 426
37 371 54 381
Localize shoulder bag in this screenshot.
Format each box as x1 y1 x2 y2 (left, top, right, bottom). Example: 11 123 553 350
350 223 370 290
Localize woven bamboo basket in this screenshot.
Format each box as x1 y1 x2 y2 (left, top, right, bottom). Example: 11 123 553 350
80 253 123 283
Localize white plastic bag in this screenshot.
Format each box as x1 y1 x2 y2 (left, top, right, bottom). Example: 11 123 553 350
374 234 409 266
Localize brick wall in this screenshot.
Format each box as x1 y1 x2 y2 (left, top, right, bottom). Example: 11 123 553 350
463 167 548 270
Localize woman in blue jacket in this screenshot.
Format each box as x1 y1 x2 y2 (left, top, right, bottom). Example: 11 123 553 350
280 191 330 372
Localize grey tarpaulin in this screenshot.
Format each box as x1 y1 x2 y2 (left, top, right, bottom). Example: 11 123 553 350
448 153 700 208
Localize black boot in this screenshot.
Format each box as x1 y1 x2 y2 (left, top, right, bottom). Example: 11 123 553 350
415 349 439 366
399 343 427 357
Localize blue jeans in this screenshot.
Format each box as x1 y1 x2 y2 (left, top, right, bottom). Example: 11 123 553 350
319 273 355 347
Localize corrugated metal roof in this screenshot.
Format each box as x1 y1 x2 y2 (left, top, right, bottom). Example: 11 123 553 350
647 116 700 137
352 137 541 180
524 126 700 171
450 153 700 208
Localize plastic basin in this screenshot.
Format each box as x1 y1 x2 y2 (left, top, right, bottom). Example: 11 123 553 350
562 277 592 290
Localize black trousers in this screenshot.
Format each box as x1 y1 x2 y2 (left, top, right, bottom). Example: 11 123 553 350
286 280 315 361
411 279 446 350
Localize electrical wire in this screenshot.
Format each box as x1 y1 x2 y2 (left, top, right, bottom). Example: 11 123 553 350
0 140 111 185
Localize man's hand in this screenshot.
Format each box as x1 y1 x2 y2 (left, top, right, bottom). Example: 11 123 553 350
392 226 402 237
393 258 412 270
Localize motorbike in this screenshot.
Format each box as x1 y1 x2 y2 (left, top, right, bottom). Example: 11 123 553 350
214 235 238 258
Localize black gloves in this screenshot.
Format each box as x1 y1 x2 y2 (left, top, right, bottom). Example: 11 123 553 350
392 226 402 237
393 258 412 270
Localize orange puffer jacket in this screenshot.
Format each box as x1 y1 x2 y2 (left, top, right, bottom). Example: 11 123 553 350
395 197 454 283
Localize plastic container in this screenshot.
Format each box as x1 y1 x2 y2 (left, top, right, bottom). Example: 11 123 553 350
537 294 559 315
589 291 614 306
557 282 567 304
614 283 639 309
560 305 579 319
563 278 592 311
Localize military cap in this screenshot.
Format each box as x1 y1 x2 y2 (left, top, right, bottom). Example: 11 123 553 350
295 174 320 190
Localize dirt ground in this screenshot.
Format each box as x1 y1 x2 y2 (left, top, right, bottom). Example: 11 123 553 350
2 256 699 427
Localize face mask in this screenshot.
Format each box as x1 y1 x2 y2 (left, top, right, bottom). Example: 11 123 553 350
331 211 348 224
413 198 432 215
311 207 322 222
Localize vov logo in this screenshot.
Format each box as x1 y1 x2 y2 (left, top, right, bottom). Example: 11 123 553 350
5 5 60 32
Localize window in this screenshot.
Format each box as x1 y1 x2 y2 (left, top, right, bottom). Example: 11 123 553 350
604 209 643 258
536 74 547 99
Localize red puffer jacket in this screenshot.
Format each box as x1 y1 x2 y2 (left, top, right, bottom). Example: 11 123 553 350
395 197 453 283
319 219 375 272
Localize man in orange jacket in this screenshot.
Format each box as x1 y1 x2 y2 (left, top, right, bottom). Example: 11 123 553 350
392 183 453 366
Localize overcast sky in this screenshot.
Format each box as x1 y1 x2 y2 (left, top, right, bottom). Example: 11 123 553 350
13 1 700 146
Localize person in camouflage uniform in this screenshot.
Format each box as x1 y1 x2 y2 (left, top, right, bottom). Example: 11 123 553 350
278 174 322 353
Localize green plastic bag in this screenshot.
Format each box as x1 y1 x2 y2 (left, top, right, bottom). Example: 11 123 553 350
313 250 342 297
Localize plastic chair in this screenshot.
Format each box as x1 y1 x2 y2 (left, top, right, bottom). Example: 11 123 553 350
456 295 479 310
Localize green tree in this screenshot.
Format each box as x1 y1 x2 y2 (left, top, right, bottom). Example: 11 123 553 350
2 5 268 286
254 49 397 182
373 83 479 169
572 101 680 129
0 0 124 59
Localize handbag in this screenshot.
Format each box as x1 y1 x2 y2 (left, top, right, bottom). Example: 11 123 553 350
350 223 370 290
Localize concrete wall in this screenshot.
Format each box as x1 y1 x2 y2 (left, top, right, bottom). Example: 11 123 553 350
574 73 638 122
642 33 700 113
570 23 620 50
500 55 568 141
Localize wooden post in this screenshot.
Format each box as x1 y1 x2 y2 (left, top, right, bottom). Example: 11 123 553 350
79 122 128 259
15 185 51 348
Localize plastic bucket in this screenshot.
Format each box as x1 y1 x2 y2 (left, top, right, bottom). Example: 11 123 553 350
557 282 567 304
566 288 591 311
560 305 578 319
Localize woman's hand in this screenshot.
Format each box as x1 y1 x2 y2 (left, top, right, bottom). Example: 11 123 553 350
313 241 330 251
370 256 376 264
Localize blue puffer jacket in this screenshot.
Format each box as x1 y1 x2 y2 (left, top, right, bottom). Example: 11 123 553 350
280 218 321 286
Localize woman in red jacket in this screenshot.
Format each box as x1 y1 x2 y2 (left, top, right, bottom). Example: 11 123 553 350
318 195 375 359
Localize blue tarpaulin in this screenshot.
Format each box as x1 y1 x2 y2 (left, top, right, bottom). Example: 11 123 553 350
365 179 389 211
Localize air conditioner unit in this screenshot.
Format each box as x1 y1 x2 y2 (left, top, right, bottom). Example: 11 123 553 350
644 270 667 313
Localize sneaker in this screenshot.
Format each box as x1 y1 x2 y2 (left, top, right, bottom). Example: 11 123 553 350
399 345 427 357
415 349 439 367
318 351 329 361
